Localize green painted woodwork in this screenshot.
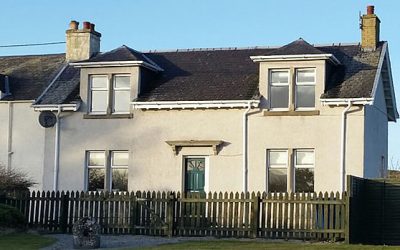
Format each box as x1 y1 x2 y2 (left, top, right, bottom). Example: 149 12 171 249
185 158 205 192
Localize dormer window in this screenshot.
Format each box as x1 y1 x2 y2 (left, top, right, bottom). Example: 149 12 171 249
268 68 316 111
269 69 289 110
89 74 131 115
295 68 315 109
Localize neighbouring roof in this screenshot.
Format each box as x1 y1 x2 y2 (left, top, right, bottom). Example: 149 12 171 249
0 39 386 105
0 54 65 101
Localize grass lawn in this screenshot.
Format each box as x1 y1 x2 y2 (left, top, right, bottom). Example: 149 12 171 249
139 241 400 250
0 233 56 250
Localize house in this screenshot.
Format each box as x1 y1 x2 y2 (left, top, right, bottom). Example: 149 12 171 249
0 6 397 193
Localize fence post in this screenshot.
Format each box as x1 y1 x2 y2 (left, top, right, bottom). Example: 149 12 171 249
59 193 69 233
167 192 175 237
251 193 260 239
130 192 137 235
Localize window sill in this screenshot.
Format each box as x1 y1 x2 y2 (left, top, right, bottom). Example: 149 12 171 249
263 110 320 116
83 113 133 119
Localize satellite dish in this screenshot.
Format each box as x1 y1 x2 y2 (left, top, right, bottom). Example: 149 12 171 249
39 111 57 128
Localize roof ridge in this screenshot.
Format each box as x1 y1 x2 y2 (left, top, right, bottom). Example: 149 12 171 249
0 53 65 59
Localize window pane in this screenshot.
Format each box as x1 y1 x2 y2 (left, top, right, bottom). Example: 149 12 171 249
296 150 314 165
114 76 130 89
113 90 130 113
88 168 105 191
297 69 315 83
88 152 105 166
271 71 289 84
295 168 314 192
296 85 315 108
91 90 108 112
270 85 289 109
269 151 287 165
268 168 287 192
91 76 108 89
112 152 129 166
112 169 128 191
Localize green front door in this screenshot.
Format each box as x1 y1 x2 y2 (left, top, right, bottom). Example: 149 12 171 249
185 157 205 192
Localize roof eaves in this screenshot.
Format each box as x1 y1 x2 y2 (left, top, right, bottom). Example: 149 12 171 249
250 54 341 65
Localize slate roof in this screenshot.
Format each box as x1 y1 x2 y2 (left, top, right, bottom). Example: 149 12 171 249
35 65 80 104
0 54 65 101
0 40 385 104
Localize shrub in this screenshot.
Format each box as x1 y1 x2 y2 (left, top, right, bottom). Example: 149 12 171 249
0 166 35 191
0 204 25 228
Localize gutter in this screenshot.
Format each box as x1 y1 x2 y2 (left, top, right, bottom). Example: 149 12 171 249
131 100 260 110
250 54 341 66
242 101 252 193
320 98 372 106
32 103 80 112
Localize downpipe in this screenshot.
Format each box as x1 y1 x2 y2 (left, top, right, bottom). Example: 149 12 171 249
340 100 353 192
242 101 252 193
53 106 62 191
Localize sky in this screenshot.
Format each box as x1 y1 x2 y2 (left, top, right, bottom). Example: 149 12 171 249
0 0 399 165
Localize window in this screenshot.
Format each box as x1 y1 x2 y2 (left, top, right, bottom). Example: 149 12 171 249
267 148 315 192
268 68 316 111
90 76 108 114
294 149 314 192
89 75 131 115
87 151 106 191
269 70 289 110
86 150 129 191
111 151 129 191
267 150 288 192
295 69 315 109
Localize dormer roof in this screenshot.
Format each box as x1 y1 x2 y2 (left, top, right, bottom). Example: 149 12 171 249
73 45 163 71
265 38 326 56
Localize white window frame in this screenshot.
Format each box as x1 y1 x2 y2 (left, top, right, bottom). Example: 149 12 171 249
89 75 109 115
112 74 131 114
267 149 289 192
86 150 129 192
269 69 290 111
110 151 129 191
295 68 316 110
86 150 107 191
88 74 131 115
293 149 315 192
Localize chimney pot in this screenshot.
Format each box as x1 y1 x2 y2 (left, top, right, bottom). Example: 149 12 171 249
66 20 101 61
367 5 374 15
69 20 79 30
83 21 91 30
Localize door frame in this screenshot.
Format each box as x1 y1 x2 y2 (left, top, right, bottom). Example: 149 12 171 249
182 155 209 193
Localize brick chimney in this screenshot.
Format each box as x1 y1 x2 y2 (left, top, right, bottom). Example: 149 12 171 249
65 20 101 61
361 5 380 51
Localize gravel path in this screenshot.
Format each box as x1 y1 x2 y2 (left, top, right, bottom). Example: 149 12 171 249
40 235 219 250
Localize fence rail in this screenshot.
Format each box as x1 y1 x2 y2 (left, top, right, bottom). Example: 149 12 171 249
0 190 347 241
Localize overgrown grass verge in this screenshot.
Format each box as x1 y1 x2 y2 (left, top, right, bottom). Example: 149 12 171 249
138 240 399 250
0 233 56 250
